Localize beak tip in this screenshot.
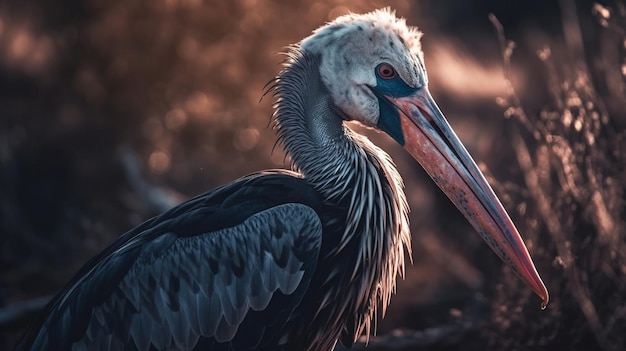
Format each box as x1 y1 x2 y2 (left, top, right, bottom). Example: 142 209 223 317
540 289 549 310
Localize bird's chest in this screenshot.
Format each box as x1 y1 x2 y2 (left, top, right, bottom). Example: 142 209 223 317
285 209 387 350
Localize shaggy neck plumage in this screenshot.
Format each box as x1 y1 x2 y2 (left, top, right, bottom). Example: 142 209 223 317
268 47 412 348
270 48 349 197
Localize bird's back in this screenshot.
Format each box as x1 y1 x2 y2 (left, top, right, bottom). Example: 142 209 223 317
18 170 331 350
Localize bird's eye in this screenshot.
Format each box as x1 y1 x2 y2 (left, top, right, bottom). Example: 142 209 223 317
377 63 397 79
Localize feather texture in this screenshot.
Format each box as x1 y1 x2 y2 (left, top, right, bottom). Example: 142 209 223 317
267 45 411 350
22 174 325 350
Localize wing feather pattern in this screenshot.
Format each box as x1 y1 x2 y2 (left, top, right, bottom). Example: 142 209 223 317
31 202 321 351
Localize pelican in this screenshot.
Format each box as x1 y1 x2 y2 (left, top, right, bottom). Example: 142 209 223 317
19 8 548 351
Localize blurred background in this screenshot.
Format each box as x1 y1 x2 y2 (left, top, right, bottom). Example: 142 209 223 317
0 0 624 349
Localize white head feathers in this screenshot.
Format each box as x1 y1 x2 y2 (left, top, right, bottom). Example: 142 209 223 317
300 8 427 126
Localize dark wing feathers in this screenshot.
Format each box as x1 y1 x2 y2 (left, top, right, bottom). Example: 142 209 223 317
22 172 324 350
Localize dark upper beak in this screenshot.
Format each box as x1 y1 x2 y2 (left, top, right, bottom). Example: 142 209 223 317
386 88 549 308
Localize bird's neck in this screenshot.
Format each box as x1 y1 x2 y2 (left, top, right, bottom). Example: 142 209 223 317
270 50 362 199
270 50 348 195
270 48 411 345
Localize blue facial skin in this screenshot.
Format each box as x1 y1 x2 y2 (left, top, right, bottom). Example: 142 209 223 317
370 67 418 146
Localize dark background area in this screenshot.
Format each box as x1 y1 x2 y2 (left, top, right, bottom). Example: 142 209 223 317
0 0 624 349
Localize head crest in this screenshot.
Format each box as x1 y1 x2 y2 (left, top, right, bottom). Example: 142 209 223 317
300 8 424 62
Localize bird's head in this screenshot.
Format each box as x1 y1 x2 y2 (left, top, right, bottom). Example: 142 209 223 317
300 9 425 138
300 8 550 307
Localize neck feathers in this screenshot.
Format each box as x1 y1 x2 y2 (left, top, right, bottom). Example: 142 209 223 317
267 46 411 347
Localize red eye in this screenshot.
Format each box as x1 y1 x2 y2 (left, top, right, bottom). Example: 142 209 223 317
377 63 396 79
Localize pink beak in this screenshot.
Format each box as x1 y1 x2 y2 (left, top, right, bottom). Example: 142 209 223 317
387 88 549 308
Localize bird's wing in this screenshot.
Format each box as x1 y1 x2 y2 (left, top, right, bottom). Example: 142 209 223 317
22 172 324 351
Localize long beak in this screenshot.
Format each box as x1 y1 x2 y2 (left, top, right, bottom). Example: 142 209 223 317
387 88 549 308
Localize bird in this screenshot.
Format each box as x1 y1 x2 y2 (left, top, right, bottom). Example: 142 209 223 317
18 8 549 351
